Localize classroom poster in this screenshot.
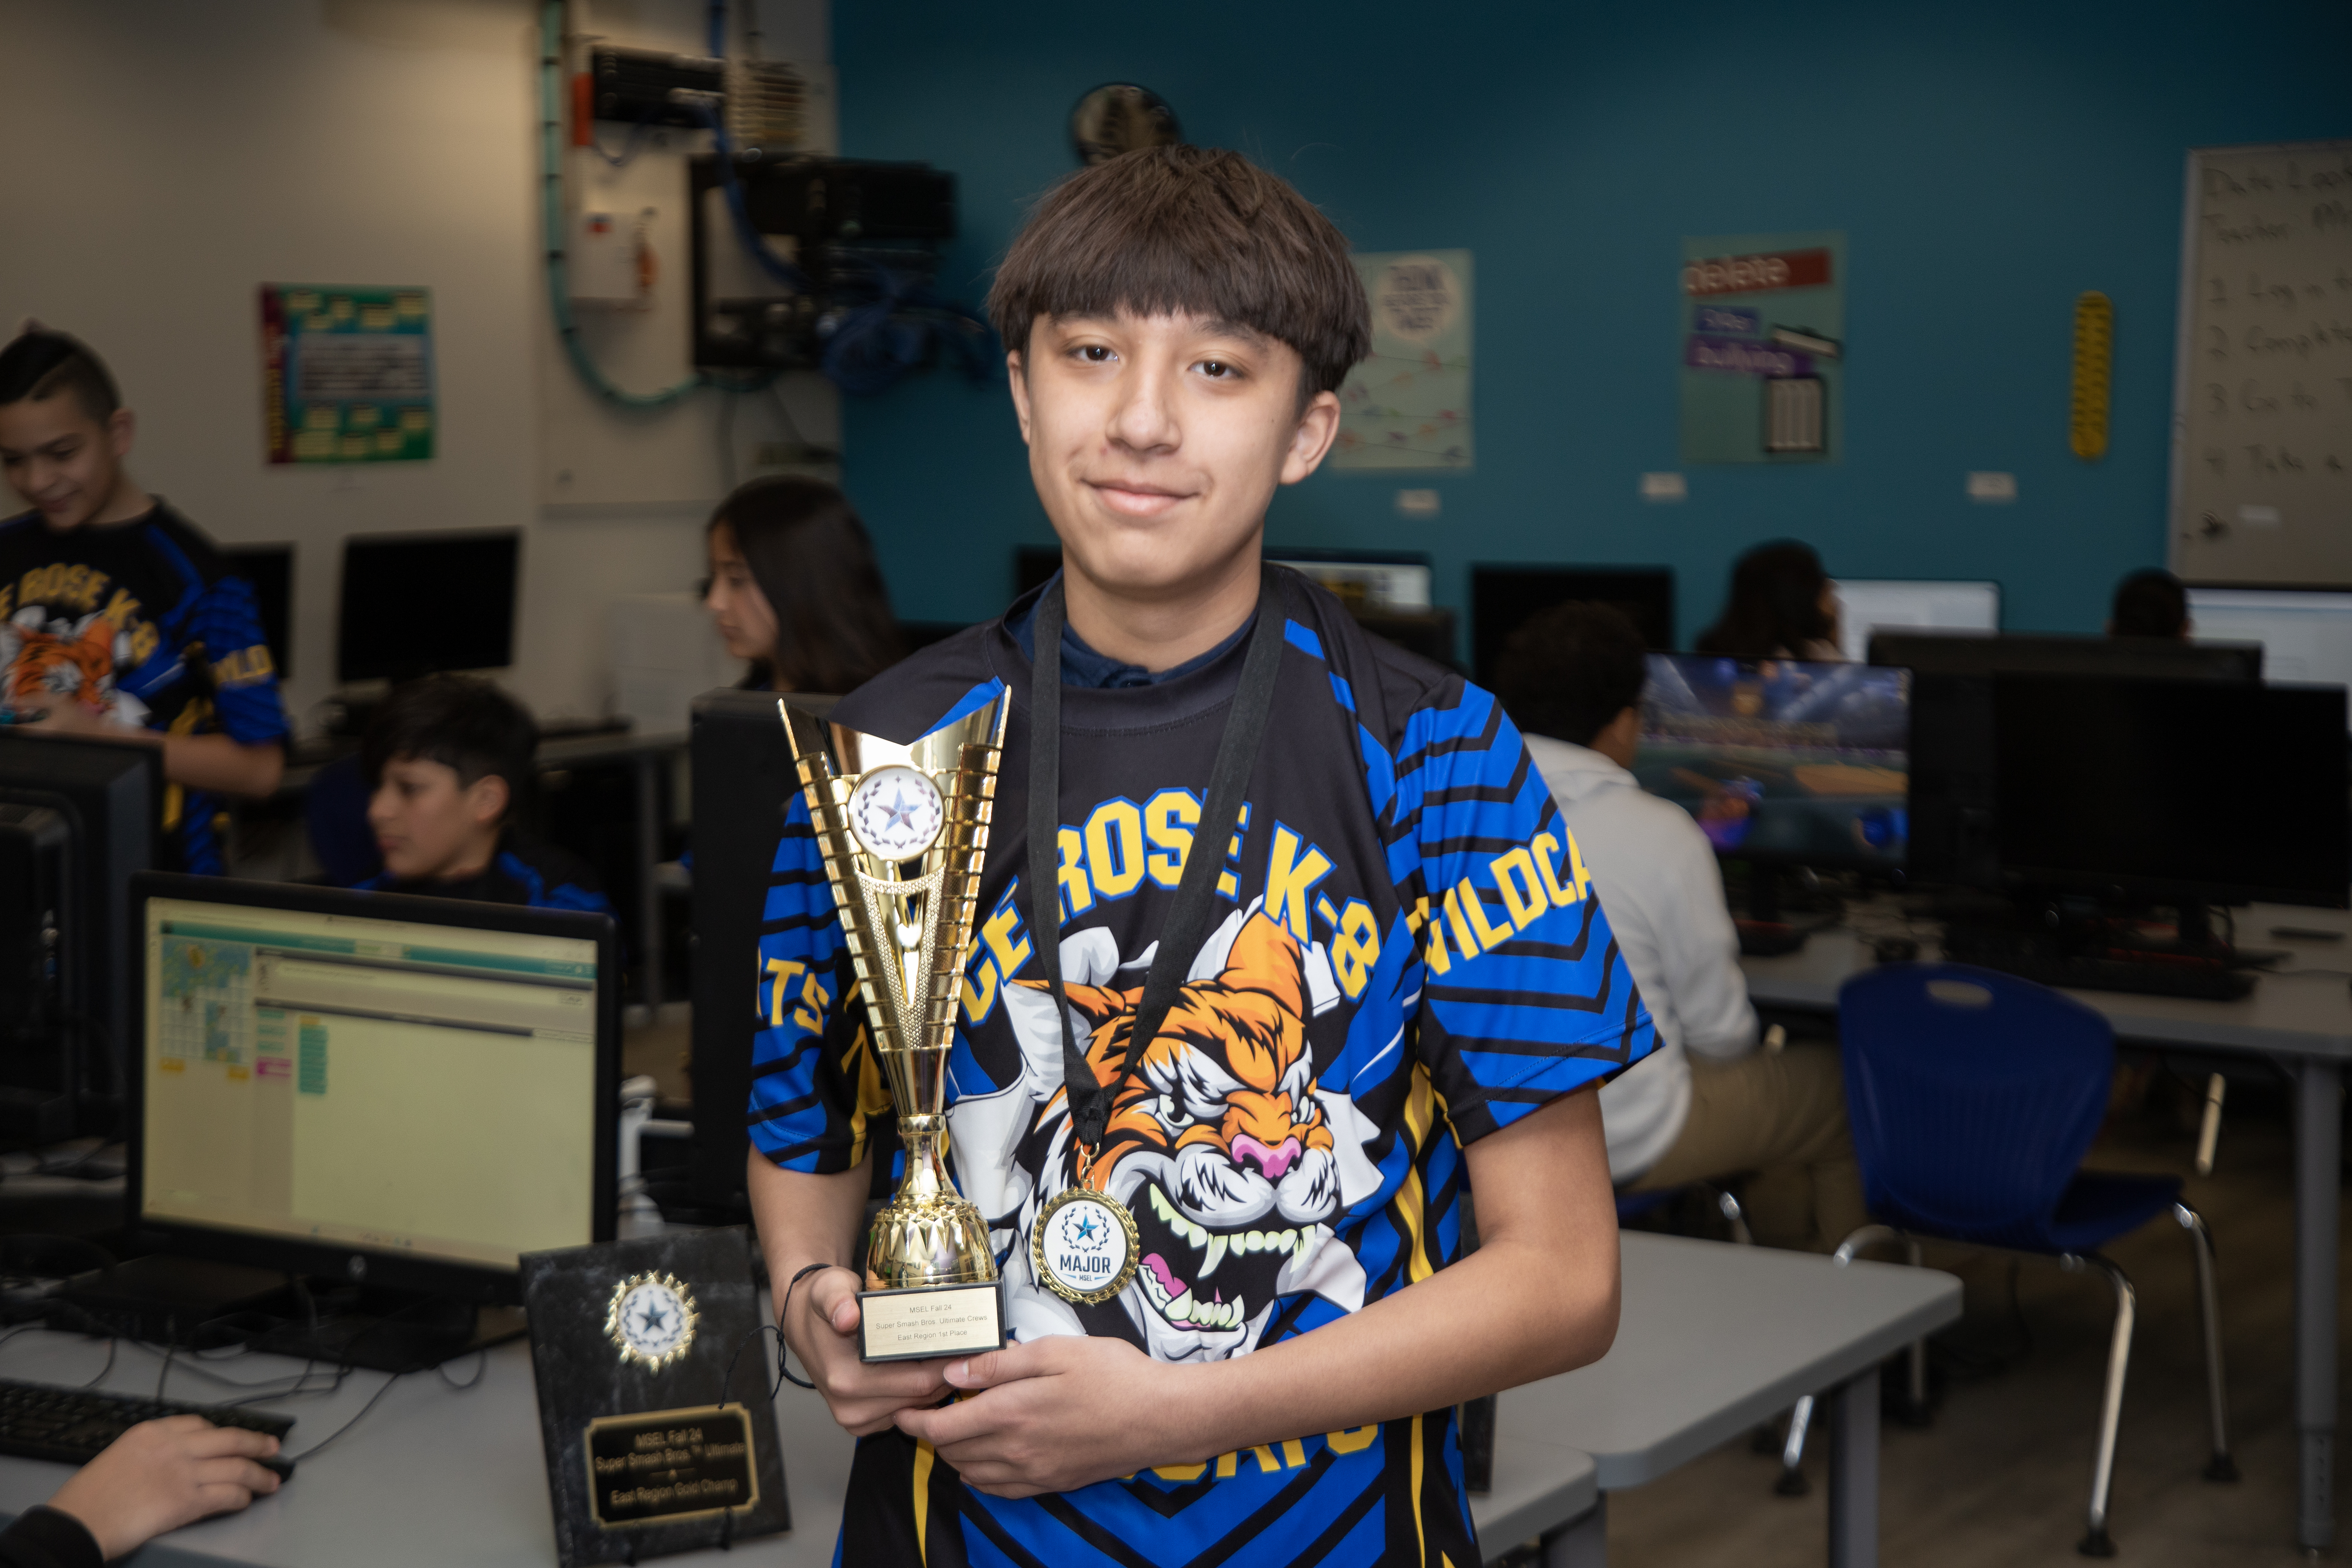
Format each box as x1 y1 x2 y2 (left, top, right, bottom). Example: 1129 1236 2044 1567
260 285 435 464
1332 250 1473 470
1678 232 1844 465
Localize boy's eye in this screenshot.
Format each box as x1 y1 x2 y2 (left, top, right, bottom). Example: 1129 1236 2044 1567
1197 360 1237 379
1073 345 1116 364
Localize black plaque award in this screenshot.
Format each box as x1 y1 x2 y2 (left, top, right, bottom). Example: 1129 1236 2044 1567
521 1228 790 1567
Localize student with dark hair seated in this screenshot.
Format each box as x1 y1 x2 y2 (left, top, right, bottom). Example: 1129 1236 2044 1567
1496 601 1864 1251
1695 538 1842 660
349 673 608 913
2109 567 2190 639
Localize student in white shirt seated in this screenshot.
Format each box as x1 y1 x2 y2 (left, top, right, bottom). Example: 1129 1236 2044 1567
1498 601 1867 1251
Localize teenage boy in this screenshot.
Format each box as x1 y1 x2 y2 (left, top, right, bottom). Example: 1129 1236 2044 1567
749 146 1653 1566
0 329 288 875
351 673 608 914
1495 602 1865 1252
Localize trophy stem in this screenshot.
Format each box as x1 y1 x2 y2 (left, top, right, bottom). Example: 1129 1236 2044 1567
865 1113 998 1293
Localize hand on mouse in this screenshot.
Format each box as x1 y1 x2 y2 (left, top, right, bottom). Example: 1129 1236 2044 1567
46 1416 283 1559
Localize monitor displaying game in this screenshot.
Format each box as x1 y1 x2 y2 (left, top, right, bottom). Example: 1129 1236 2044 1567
1637 653 1911 870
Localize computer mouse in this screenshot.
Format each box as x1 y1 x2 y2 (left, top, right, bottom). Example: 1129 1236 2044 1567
1872 936 1919 964
257 1455 296 1483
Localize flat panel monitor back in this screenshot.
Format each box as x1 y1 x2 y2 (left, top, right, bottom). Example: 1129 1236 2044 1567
1473 567 1674 686
1870 632 2264 888
0 731 160 1135
1638 653 1911 873
1993 675 2347 908
338 529 520 684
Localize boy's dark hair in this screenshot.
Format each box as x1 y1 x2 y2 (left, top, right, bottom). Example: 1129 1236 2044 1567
0 329 121 424
1492 602 1650 749
1695 539 1833 657
987 145 1372 400
2111 568 2188 639
710 476 906 693
361 673 537 825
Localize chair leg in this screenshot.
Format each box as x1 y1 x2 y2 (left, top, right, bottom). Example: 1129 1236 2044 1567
1778 1225 1909 1493
1777 1395 1814 1496
2194 1072 2226 1178
2174 1202 2238 1481
1896 1238 1933 1427
1718 1188 1755 1246
2064 1253 2136 1557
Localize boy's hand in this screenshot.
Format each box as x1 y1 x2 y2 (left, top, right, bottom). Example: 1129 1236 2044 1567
895 1337 1202 1498
785 1266 956 1436
48 1416 282 1559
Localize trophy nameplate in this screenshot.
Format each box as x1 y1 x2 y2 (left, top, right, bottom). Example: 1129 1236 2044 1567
781 692 1012 1363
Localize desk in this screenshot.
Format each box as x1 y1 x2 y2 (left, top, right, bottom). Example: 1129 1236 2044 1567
1743 900 2352 1551
1505 1232 1960 1568
0 1325 1598 1567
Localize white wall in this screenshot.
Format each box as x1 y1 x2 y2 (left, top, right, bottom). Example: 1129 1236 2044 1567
0 0 835 730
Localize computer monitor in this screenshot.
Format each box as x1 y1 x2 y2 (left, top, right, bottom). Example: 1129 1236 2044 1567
1472 566 1675 686
1635 653 1911 873
1830 579 1999 663
2186 586 2352 724
1993 676 2347 910
0 732 159 1140
1870 632 2263 888
128 873 618 1304
1265 548 1434 611
337 529 520 684
219 544 294 681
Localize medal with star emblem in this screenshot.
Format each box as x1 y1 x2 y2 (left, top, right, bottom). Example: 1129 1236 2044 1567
605 1270 699 1370
1032 1182 1140 1306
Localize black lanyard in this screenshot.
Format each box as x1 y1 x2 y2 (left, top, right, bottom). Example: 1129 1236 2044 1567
1025 570 1288 1156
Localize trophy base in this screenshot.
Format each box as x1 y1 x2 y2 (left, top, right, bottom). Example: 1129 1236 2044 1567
857 1280 1006 1363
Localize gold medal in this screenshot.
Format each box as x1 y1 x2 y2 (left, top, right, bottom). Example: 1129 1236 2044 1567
1032 1183 1141 1306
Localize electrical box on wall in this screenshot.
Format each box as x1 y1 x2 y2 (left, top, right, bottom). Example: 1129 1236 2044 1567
569 208 655 310
689 156 957 371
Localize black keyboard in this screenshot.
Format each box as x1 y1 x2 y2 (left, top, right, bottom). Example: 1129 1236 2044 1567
0 1378 294 1470
1939 944 2255 1001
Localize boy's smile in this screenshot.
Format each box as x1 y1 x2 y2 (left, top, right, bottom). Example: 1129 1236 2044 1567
1010 309 1340 670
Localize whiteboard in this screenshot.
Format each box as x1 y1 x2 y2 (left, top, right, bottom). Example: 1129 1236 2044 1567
2168 141 2352 584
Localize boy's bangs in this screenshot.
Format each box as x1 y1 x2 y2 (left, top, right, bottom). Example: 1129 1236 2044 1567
989 146 1369 397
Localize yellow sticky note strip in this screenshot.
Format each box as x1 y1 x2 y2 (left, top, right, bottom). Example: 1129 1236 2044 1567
2070 291 2113 461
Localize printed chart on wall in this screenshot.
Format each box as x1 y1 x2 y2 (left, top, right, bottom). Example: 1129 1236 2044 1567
260 285 435 465
1332 250 1473 470
1680 232 1845 465
2169 141 2352 585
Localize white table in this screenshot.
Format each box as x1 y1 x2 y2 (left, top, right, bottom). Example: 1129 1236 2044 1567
1743 900 2352 1551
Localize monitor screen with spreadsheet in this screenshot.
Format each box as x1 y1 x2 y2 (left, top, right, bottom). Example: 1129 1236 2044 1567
130 875 617 1297
1830 579 2000 663
2187 586 2352 724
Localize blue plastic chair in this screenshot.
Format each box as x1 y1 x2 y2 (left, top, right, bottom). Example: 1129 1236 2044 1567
304 753 381 886
1782 963 2232 1555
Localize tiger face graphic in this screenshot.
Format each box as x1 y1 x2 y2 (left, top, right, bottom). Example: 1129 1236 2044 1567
1 607 120 715
950 903 1385 1362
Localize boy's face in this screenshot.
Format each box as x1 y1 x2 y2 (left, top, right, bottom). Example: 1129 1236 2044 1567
367 756 508 882
1009 311 1340 603
0 396 133 531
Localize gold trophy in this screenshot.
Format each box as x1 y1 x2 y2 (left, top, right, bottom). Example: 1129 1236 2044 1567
779 693 1011 1362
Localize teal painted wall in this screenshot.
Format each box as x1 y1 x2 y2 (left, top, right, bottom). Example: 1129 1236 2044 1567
835 1 2350 651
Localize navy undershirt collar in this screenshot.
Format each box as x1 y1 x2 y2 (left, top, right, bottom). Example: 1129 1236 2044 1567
1006 573 1254 689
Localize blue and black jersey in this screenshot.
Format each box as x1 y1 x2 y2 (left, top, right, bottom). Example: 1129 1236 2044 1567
352 830 610 915
751 567 1654 1568
0 502 289 875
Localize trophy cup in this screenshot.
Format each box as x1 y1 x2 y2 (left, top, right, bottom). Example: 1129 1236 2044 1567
779 693 1011 1363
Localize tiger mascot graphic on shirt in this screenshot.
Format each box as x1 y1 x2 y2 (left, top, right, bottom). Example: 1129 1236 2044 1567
948 902 1386 1362
0 606 144 723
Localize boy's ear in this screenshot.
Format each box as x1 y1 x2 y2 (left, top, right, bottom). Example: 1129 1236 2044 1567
1006 350 1033 446
104 407 135 462
464 773 511 830
1278 389 1343 486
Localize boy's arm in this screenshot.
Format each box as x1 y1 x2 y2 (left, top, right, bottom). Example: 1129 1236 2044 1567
898 1085 1619 1495
748 1152 957 1435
